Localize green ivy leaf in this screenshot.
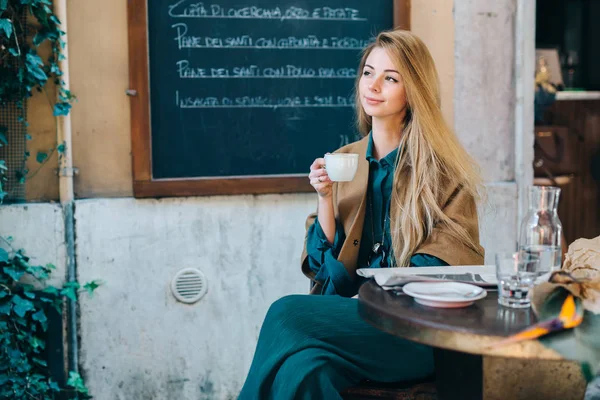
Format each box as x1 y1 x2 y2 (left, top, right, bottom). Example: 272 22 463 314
0 18 13 38
25 53 43 67
32 357 47 367
83 280 103 296
29 265 50 280
0 127 7 147
67 372 89 394
33 27 59 47
49 379 60 391
53 102 71 116
27 65 48 82
15 169 26 184
25 53 48 83
0 248 8 262
0 302 10 315
0 0 7 13
32 309 47 323
49 13 61 24
3 266 24 281
36 151 48 164
42 286 59 296
57 142 66 154
60 282 79 301
15 248 29 261
50 63 62 75
11 295 34 317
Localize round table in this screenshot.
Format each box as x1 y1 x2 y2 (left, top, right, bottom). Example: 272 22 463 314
358 279 565 360
357 280 586 400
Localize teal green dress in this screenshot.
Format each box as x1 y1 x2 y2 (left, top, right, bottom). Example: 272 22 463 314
238 136 446 399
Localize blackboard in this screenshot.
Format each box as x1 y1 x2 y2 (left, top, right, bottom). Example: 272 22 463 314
128 0 404 196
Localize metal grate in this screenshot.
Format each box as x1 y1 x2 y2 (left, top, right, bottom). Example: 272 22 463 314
0 101 27 203
0 11 27 203
170 268 208 304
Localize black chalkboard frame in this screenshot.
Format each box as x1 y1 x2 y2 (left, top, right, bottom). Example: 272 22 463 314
128 0 411 198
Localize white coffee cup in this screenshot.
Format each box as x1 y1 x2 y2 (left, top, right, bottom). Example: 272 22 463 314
325 153 359 182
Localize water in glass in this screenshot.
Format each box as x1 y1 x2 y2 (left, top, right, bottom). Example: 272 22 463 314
519 186 563 275
495 252 540 308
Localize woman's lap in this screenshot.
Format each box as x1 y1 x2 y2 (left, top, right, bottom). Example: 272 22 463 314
239 294 434 400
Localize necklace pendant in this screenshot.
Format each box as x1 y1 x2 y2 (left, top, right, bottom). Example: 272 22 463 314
381 249 389 268
372 242 382 254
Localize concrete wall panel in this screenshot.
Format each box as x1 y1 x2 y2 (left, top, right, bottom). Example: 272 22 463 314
76 195 315 399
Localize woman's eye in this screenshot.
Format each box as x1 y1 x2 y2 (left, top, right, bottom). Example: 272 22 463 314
385 76 398 82
362 70 371 76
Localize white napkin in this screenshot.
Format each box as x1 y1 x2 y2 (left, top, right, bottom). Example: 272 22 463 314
357 265 498 289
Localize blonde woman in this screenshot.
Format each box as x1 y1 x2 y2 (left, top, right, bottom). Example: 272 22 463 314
238 29 484 399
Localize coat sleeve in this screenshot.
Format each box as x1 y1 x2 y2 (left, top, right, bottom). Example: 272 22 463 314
302 218 356 296
414 185 485 265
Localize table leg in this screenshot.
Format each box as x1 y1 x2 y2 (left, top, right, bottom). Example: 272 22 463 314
434 348 482 400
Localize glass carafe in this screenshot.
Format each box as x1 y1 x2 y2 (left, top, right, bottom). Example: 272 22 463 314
518 186 563 274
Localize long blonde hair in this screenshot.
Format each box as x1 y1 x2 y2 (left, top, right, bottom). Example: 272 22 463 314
355 30 483 267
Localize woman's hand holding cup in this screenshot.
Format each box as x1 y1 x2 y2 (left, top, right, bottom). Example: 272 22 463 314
309 157 333 198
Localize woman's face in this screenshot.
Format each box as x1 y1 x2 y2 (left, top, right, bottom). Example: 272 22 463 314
359 47 408 121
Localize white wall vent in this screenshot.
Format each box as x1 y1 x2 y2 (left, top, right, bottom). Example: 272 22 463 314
170 268 208 304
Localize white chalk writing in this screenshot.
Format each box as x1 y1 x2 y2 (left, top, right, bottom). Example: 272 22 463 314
168 1 365 21
175 61 357 79
172 24 370 50
175 91 354 109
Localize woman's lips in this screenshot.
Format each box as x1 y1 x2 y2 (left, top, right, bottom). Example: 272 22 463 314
364 96 384 105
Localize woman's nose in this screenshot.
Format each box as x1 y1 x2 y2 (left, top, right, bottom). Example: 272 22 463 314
369 81 381 92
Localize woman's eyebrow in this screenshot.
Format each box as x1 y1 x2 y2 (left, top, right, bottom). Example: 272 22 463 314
364 64 399 74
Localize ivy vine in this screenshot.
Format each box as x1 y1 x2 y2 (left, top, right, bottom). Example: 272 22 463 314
0 237 99 399
0 0 75 200
1 1 93 399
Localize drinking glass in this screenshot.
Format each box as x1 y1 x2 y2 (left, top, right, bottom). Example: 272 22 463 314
495 251 540 308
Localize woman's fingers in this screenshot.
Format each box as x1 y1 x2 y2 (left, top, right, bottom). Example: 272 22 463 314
309 157 332 196
310 177 332 186
310 158 326 171
308 169 329 181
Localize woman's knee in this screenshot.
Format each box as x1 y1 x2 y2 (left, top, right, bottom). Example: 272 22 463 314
267 295 303 319
263 295 316 333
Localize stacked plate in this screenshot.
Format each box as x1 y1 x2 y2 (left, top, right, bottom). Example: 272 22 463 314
401 282 487 308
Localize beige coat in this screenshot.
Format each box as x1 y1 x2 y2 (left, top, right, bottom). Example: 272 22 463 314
301 135 485 294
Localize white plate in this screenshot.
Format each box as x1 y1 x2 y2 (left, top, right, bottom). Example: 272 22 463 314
402 282 487 308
